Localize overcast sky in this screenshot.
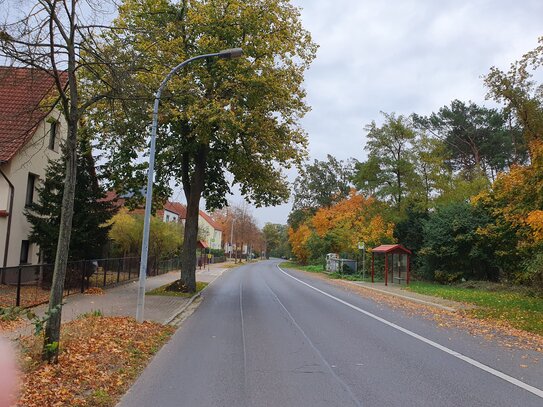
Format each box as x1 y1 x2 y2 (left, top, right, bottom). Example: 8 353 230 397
247 0 543 226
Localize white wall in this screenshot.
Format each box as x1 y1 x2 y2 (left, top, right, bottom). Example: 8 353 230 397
163 209 179 223
0 111 66 267
197 215 222 250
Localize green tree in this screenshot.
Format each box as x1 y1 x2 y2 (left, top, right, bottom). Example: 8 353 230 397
262 223 290 259
411 134 452 210
393 205 428 268
413 100 526 180
25 139 116 262
108 208 184 261
291 154 354 212
354 112 418 213
419 202 496 282
91 0 317 292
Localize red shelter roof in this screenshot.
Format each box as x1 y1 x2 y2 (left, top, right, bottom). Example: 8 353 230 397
371 244 412 255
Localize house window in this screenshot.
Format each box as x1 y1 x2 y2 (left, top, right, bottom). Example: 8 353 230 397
166 215 170 222
48 120 58 150
25 173 38 206
20 240 30 264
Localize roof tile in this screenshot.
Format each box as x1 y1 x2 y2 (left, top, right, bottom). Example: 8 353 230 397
0 66 63 162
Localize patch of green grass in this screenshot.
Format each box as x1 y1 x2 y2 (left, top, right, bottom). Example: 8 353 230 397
91 389 113 406
78 309 103 319
281 262 376 282
280 261 325 273
406 281 543 335
147 281 208 297
328 273 373 282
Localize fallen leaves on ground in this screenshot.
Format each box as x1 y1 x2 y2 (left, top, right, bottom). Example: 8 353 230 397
0 285 50 308
17 316 174 406
0 318 25 332
84 287 105 295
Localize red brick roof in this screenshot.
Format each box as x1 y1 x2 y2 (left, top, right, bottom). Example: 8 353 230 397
199 210 223 232
0 66 65 162
163 201 187 218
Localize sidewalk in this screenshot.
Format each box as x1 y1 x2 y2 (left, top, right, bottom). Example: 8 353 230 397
1 262 229 340
341 280 470 312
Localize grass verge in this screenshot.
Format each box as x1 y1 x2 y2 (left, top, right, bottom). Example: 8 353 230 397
280 261 325 273
407 281 543 335
18 315 174 406
280 261 375 282
146 281 208 297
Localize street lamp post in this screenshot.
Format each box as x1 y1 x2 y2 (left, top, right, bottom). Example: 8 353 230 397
136 48 243 323
230 218 235 260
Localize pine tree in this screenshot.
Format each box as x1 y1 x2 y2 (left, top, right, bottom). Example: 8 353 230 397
25 139 116 262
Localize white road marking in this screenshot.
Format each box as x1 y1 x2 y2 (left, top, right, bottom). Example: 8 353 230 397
277 265 543 399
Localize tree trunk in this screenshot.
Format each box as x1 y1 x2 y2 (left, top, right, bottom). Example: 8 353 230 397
43 118 78 363
180 145 208 292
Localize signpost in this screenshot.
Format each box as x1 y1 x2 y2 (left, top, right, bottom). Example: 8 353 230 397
358 242 366 281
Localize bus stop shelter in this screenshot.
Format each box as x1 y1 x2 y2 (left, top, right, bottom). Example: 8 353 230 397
371 244 412 286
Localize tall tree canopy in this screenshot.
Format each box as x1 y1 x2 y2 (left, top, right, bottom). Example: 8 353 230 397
413 100 525 180
90 0 317 290
262 223 290 259
288 154 353 228
353 112 417 213
484 36 543 148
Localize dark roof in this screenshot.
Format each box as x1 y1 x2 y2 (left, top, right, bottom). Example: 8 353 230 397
371 244 412 254
0 66 65 162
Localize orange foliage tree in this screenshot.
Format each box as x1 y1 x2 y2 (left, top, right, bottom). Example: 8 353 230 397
473 141 543 279
288 223 312 264
312 190 394 253
288 189 394 263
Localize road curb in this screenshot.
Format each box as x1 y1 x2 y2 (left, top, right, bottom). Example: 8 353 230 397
163 292 201 325
163 265 232 325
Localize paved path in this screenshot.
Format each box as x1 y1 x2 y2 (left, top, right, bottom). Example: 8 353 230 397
2 263 228 339
119 259 543 407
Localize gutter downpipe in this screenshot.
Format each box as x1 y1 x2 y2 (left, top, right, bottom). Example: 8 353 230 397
0 163 15 276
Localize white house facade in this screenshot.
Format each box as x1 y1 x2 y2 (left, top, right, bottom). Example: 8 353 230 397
0 67 67 268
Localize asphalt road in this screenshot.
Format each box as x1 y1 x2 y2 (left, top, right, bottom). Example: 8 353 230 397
119 260 543 407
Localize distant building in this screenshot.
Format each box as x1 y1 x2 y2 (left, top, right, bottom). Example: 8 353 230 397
0 67 67 268
105 193 223 251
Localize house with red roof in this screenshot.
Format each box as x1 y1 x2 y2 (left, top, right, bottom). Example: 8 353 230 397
104 192 223 251
0 67 67 268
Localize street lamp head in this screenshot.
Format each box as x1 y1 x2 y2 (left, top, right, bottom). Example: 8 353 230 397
218 48 243 59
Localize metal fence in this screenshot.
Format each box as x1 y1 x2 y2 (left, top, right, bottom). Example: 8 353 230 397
0 256 181 309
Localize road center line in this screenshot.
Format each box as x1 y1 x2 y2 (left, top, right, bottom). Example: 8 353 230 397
276 265 543 399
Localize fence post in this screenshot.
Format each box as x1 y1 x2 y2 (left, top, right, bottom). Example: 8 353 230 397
117 259 121 283
103 261 107 287
81 261 86 293
16 267 22 307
